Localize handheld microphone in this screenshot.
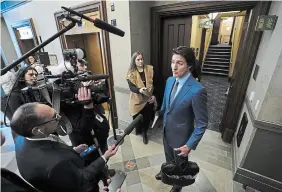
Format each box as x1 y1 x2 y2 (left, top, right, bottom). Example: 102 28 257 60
115 114 143 146
61 6 125 37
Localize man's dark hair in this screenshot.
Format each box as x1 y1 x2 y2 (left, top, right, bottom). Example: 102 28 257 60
172 46 195 71
10 103 46 137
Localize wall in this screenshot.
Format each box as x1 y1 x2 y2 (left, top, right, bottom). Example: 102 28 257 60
218 17 233 44
246 1 282 120
190 16 202 59
106 0 132 123
258 50 282 125
3 1 91 63
0 17 18 65
229 16 245 77
129 1 153 63
233 0 282 174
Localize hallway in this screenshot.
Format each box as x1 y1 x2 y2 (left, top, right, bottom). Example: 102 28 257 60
200 75 229 132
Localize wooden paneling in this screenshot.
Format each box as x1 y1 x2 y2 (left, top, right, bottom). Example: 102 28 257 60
84 33 103 74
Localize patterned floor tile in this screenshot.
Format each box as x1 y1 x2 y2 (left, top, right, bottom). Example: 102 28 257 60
135 157 151 170
124 159 138 172
125 170 141 187
127 183 143 192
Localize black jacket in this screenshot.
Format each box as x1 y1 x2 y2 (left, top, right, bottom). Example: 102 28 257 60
14 137 106 192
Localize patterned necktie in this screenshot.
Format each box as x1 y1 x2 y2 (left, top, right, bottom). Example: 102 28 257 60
170 81 179 106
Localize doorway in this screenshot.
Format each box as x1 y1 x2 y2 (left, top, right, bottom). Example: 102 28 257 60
11 19 39 56
64 33 104 74
151 1 271 142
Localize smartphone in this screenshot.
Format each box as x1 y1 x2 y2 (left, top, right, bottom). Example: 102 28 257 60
108 170 127 191
80 145 96 157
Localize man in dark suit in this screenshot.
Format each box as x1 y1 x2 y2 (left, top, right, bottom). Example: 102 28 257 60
156 46 208 192
10 88 119 192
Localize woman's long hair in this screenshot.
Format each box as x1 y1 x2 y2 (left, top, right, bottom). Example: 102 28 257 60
13 66 38 91
128 52 144 72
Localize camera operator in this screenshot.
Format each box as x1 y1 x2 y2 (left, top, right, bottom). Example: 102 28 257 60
61 86 114 174
10 102 119 192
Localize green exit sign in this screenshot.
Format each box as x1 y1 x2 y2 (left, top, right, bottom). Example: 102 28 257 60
255 15 278 31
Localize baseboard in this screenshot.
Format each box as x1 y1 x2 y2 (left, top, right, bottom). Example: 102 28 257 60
234 167 282 192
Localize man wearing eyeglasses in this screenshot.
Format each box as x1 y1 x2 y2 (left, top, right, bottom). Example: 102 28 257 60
10 100 119 192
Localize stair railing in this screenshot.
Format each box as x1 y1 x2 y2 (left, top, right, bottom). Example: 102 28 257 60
201 27 213 71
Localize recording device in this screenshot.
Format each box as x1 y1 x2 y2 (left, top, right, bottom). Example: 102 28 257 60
62 48 85 72
20 71 110 105
80 145 97 158
61 6 125 37
108 170 127 191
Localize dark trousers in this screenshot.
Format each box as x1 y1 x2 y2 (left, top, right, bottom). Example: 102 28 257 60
163 135 188 189
133 103 154 134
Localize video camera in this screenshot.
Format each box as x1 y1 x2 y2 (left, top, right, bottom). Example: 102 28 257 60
20 65 110 106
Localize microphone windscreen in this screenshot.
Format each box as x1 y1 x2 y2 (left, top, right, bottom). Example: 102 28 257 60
94 18 125 37
124 114 143 135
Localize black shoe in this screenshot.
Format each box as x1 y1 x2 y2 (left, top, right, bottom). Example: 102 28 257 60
155 171 162 180
170 186 182 192
108 169 116 177
143 133 148 144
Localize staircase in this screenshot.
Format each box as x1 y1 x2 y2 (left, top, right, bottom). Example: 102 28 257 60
202 45 231 76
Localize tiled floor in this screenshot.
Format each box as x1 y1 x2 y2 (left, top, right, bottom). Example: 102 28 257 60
1 118 234 192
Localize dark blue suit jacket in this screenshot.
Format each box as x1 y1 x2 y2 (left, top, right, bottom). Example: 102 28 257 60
161 75 208 149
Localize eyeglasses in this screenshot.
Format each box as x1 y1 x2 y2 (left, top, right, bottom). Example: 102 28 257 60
34 112 61 127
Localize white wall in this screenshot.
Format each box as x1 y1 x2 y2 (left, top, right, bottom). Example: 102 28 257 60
246 1 282 119
1 17 18 65
3 1 91 63
106 0 132 123
129 1 152 62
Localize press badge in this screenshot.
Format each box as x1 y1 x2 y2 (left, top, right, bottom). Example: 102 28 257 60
95 114 104 123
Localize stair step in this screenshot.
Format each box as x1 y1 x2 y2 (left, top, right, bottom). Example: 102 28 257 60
202 67 229 72
204 60 230 65
202 71 229 76
209 47 231 51
203 64 230 68
209 45 231 48
206 54 230 57
208 51 231 54
205 57 230 61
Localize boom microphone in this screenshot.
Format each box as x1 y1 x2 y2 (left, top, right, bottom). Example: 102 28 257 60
115 114 143 146
124 114 143 135
61 6 125 37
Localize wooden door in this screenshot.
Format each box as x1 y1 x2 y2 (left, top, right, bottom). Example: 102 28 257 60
161 16 192 81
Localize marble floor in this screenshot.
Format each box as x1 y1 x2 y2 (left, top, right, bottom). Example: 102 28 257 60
1 118 234 192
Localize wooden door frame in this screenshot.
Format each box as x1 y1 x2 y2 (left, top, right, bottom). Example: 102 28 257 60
151 1 271 143
53 1 118 130
11 18 39 56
